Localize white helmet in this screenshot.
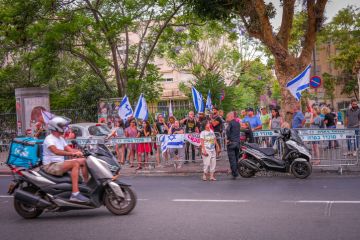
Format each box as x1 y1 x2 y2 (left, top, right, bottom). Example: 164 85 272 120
48 116 71 133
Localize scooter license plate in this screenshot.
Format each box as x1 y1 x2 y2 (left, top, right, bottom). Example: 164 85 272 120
7 182 17 194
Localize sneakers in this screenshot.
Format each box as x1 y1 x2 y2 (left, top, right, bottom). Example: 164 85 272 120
70 192 89 203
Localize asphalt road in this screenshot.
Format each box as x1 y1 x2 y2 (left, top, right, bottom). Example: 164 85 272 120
0 174 360 240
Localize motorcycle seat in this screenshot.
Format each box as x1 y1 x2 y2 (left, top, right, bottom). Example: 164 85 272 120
38 169 83 184
246 143 276 156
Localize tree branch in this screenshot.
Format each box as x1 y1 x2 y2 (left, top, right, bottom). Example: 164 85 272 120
135 16 153 69
299 0 328 65
251 0 289 62
276 0 296 48
65 48 113 93
139 2 185 79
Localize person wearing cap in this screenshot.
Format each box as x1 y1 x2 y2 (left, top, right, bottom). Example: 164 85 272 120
243 108 262 131
260 107 271 130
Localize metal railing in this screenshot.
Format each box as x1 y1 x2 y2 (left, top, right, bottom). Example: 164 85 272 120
1 129 359 170
252 129 359 169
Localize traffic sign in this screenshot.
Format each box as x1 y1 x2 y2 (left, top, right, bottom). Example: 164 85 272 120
310 76 322 88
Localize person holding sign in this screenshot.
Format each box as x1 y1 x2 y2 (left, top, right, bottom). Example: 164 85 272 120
180 111 199 164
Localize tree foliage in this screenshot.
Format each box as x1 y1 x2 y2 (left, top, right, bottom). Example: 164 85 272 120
0 0 189 112
319 5 360 99
186 0 328 112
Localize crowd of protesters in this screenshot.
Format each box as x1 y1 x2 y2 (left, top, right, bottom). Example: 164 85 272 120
28 99 360 180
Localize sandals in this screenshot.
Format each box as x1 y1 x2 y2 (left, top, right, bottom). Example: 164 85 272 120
202 174 208 181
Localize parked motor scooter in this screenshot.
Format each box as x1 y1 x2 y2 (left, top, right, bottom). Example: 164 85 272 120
238 128 312 179
7 141 137 219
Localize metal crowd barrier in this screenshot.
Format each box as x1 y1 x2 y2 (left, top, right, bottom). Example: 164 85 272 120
1 129 359 171
252 129 359 170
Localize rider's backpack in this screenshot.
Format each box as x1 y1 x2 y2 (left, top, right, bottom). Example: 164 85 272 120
6 137 44 169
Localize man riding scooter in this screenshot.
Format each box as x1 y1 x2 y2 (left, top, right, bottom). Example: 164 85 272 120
41 116 89 203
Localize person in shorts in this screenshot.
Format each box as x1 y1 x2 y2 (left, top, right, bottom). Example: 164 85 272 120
42 116 89 203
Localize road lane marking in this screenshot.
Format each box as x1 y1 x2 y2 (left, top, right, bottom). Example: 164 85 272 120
172 199 249 203
282 200 360 204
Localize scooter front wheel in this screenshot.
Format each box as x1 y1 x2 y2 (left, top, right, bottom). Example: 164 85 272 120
104 186 137 215
238 161 256 178
291 159 312 179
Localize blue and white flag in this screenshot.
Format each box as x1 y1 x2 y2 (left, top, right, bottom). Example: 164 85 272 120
206 90 212 110
159 134 185 153
41 110 55 124
169 100 173 117
191 87 204 112
134 93 148 120
286 65 311 101
118 95 133 121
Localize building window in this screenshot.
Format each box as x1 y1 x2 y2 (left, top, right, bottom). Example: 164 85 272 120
338 101 350 110
157 101 168 113
161 78 173 82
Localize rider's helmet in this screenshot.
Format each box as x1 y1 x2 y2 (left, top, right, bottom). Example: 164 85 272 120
280 128 291 140
48 116 71 133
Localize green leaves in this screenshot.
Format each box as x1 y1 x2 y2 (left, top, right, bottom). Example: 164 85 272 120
319 5 360 99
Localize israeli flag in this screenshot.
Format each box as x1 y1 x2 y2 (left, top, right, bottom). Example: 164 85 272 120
134 93 149 120
286 65 311 101
41 110 55 124
118 95 133 121
169 100 173 117
206 90 212 110
160 134 185 153
191 87 204 112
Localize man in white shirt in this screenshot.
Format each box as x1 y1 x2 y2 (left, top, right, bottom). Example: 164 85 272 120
42 116 89 203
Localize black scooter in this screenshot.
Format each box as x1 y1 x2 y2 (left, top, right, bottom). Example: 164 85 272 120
7 142 137 219
238 128 312 179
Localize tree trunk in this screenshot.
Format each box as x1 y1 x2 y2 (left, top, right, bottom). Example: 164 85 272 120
274 57 308 124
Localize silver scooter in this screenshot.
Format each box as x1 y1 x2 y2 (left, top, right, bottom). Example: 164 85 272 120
7 143 137 219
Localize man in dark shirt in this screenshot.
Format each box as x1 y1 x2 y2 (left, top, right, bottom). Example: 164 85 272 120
180 111 199 164
211 107 223 157
197 112 207 132
226 111 240 179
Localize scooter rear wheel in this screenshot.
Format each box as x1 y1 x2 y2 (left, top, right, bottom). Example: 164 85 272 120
238 161 256 178
14 187 43 219
104 186 137 215
291 159 312 179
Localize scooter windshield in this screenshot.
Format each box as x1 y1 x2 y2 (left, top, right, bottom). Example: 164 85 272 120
290 130 305 146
